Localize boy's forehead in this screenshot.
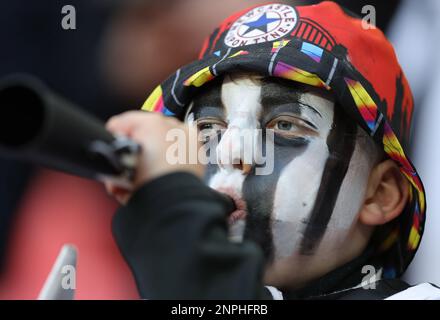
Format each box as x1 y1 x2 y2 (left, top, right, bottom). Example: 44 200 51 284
188 74 335 122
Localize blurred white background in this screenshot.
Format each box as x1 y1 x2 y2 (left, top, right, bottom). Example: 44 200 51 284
389 0 440 286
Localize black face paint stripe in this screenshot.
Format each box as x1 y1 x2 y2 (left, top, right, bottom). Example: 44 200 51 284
187 77 225 183
300 104 357 255
242 82 308 263
242 133 308 263
260 78 326 119
190 77 224 120
260 78 304 114
203 130 223 183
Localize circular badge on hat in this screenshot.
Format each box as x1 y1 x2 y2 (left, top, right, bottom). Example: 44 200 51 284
225 4 298 48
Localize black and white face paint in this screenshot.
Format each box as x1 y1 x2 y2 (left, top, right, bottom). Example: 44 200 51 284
185 73 379 266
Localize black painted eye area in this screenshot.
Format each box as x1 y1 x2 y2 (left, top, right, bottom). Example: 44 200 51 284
196 117 227 142
266 114 318 139
199 122 215 131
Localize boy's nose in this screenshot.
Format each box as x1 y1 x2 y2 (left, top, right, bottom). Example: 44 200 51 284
216 126 254 175
233 161 252 175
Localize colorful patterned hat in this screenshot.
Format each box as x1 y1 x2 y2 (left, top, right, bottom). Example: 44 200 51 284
141 1 426 277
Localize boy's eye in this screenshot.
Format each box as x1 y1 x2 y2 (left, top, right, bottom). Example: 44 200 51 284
266 115 318 137
199 123 216 131
196 118 227 140
275 120 294 131
197 119 226 131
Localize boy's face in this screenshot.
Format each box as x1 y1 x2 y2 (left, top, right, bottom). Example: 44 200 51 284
186 73 378 285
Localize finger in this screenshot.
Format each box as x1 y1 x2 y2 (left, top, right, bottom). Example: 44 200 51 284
115 193 131 206
103 180 113 194
106 111 160 136
104 181 131 201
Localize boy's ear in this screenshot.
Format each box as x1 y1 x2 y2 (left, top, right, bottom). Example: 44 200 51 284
359 159 409 226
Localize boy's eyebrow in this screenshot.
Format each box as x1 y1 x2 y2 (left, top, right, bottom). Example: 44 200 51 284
261 79 323 118
299 102 323 118
191 105 224 119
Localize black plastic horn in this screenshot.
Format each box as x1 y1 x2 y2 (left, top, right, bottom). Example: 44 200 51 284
0 74 140 187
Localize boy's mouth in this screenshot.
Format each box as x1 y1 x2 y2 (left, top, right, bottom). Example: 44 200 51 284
216 187 248 225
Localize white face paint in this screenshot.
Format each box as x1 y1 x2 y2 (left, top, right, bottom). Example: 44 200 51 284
271 92 334 258
186 73 379 280
215 75 261 174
